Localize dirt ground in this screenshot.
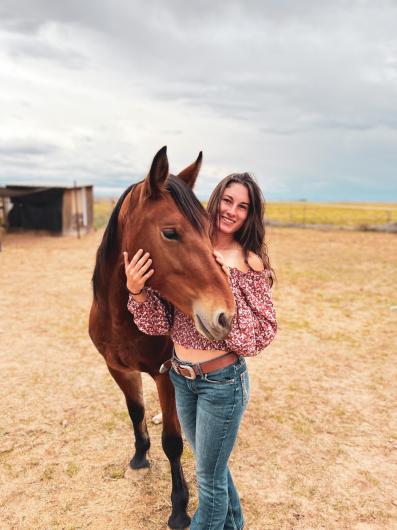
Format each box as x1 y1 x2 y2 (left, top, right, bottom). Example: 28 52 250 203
0 227 396 530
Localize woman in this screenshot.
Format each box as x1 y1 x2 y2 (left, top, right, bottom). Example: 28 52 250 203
124 173 277 530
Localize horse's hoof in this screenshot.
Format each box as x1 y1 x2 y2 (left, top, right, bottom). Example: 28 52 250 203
151 412 163 424
129 454 150 470
167 512 191 530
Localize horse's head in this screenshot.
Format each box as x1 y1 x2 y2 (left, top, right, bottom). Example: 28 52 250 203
120 146 235 341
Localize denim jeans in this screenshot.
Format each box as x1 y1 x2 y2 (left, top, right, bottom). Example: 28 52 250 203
169 355 250 530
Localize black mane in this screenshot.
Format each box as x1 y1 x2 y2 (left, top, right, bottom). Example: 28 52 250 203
166 175 207 233
92 184 135 300
92 177 208 300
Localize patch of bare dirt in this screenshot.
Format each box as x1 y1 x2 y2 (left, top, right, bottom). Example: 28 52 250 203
0 228 396 529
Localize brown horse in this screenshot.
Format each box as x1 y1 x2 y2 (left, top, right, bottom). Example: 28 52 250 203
89 147 235 529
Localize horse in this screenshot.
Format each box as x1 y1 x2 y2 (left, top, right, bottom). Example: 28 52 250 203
89 146 236 529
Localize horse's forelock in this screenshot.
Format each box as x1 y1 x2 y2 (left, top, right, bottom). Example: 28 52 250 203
134 175 207 233
165 175 207 233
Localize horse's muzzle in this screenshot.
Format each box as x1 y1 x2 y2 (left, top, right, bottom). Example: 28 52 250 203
193 308 233 341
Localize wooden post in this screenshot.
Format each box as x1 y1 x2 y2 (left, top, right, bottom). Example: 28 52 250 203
4 197 8 230
0 197 5 251
73 181 81 239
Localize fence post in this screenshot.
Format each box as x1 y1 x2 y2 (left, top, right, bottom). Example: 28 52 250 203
74 180 81 239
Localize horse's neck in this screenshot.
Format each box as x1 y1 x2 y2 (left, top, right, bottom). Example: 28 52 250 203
107 186 140 300
97 238 125 302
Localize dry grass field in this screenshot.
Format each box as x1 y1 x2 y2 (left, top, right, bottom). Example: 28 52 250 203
0 223 396 529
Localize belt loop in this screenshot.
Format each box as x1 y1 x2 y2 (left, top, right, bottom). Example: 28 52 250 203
195 362 204 378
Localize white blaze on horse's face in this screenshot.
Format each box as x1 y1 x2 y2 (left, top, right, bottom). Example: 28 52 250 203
124 146 235 341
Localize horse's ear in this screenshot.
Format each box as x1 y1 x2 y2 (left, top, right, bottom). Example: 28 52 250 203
177 151 202 189
141 146 169 199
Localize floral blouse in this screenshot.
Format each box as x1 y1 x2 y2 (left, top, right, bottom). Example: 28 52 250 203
127 267 277 356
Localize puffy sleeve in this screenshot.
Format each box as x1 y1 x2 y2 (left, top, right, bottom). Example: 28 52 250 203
225 268 277 356
127 287 173 335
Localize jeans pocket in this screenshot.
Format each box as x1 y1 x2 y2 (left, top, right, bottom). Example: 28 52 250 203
203 365 235 385
240 370 250 406
204 374 235 385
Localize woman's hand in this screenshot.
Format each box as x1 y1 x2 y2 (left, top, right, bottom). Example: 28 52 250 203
213 250 230 277
123 249 154 295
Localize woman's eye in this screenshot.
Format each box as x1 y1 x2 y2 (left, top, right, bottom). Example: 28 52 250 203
161 228 179 240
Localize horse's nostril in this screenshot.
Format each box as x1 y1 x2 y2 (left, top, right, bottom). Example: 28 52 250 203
218 312 227 328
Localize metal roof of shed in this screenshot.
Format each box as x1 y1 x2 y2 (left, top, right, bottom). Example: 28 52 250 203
0 184 93 198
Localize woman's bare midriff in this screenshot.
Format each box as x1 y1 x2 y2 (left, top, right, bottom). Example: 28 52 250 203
174 343 227 363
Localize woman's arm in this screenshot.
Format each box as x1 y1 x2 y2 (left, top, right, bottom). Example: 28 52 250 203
224 267 277 356
127 288 173 335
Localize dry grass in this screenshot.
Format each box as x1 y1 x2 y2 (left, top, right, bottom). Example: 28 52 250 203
94 199 117 229
0 226 396 529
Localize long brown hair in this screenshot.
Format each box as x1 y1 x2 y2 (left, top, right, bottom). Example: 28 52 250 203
207 172 274 285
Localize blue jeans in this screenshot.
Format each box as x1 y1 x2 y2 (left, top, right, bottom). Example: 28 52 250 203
169 355 250 530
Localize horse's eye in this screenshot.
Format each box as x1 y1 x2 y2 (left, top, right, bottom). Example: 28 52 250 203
161 228 179 241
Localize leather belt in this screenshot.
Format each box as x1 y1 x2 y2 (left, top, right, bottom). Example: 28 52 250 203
160 352 239 380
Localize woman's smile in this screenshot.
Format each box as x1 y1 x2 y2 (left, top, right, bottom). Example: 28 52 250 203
218 182 250 234
221 216 236 225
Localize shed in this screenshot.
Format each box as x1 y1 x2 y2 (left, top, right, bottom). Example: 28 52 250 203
0 184 94 236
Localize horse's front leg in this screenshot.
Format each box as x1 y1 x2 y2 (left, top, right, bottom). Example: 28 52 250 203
154 373 190 530
107 367 150 469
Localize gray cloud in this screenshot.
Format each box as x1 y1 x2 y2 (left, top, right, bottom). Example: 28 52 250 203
0 139 59 157
8 37 87 69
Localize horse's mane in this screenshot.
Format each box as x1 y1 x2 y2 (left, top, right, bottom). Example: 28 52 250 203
92 176 207 300
92 183 135 300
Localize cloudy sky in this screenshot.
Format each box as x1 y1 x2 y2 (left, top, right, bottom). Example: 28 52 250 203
1 0 396 201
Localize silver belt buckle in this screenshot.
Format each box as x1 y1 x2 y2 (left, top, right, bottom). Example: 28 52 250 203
171 360 196 380
179 364 196 380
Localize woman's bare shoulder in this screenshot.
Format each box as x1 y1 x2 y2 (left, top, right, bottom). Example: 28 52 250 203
247 251 264 272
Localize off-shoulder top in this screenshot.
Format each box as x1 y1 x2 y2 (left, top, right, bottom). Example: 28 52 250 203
127 267 277 357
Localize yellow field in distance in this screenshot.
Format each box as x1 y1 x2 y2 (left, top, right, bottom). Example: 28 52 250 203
95 198 397 229
265 202 397 227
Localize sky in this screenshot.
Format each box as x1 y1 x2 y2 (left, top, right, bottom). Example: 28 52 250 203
0 0 396 201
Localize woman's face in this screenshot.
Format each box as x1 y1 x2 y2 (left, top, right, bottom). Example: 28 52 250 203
218 182 250 235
